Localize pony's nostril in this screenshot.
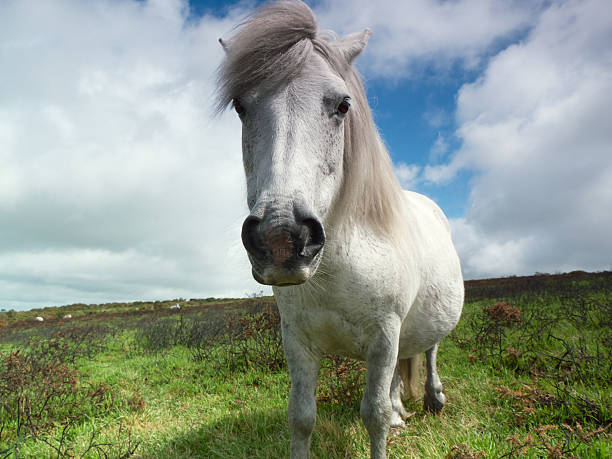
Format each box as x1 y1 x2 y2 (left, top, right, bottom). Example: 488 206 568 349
241 215 266 259
299 217 325 258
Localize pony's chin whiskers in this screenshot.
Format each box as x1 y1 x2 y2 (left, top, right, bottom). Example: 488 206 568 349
307 275 326 295
306 265 333 297
289 265 328 299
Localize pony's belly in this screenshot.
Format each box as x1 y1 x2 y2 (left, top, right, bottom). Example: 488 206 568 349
398 289 463 358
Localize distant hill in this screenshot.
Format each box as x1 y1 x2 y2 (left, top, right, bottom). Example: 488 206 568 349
1 270 610 331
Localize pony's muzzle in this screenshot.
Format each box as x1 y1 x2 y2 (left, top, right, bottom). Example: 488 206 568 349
241 211 325 286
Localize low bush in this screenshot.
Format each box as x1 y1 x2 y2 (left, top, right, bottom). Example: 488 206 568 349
0 330 137 457
464 295 610 385
317 355 366 407
135 302 285 373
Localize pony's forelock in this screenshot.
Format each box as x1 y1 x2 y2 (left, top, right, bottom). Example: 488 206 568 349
215 0 317 113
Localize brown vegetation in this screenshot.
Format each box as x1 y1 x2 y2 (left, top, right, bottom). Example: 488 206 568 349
484 301 521 324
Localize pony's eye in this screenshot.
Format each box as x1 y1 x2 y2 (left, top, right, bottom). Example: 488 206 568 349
337 99 351 115
233 98 246 117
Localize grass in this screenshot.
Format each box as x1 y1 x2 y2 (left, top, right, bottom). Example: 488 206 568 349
1 272 610 458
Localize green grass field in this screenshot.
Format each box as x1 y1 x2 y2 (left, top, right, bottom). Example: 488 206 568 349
1 272 610 458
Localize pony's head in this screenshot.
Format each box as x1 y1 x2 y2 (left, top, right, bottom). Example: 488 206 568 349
216 0 402 286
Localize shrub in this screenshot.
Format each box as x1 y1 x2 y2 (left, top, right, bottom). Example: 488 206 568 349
465 295 610 384
220 305 284 372
317 355 366 407
0 349 123 456
134 316 187 352
0 330 136 457
134 302 285 373
484 301 521 324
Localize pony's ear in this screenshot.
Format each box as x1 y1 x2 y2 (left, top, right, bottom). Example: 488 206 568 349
337 29 371 63
218 38 230 54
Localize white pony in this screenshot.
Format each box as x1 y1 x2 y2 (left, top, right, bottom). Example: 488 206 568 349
216 2 463 458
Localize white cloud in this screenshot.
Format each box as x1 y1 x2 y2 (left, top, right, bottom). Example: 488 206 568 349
422 161 461 185
314 0 540 78
423 107 450 130
441 0 612 278
394 163 421 190
429 133 448 161
0 0 265 309
450 218 533 279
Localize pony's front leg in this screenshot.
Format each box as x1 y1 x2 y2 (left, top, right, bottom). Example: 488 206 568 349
282 322 320 459
361 320 401 459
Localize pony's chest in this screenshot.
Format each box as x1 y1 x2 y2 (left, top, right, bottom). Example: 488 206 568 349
273 233 418 358
275 281 406 359
278 301 373 358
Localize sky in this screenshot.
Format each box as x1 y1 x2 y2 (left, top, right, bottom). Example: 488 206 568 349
1 0 611 310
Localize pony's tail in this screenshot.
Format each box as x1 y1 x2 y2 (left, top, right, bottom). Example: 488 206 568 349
399 355 422 400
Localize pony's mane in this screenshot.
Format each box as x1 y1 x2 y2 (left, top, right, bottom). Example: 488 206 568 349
216 0 404 237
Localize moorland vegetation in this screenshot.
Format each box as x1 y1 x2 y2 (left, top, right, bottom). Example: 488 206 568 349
0 271 610 457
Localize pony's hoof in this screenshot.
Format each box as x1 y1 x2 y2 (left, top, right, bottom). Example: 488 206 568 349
423 390 446 414
390 411 406 428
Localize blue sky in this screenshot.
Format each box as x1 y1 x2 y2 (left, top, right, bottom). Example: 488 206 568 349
1 0 611 310
367 69 471 218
